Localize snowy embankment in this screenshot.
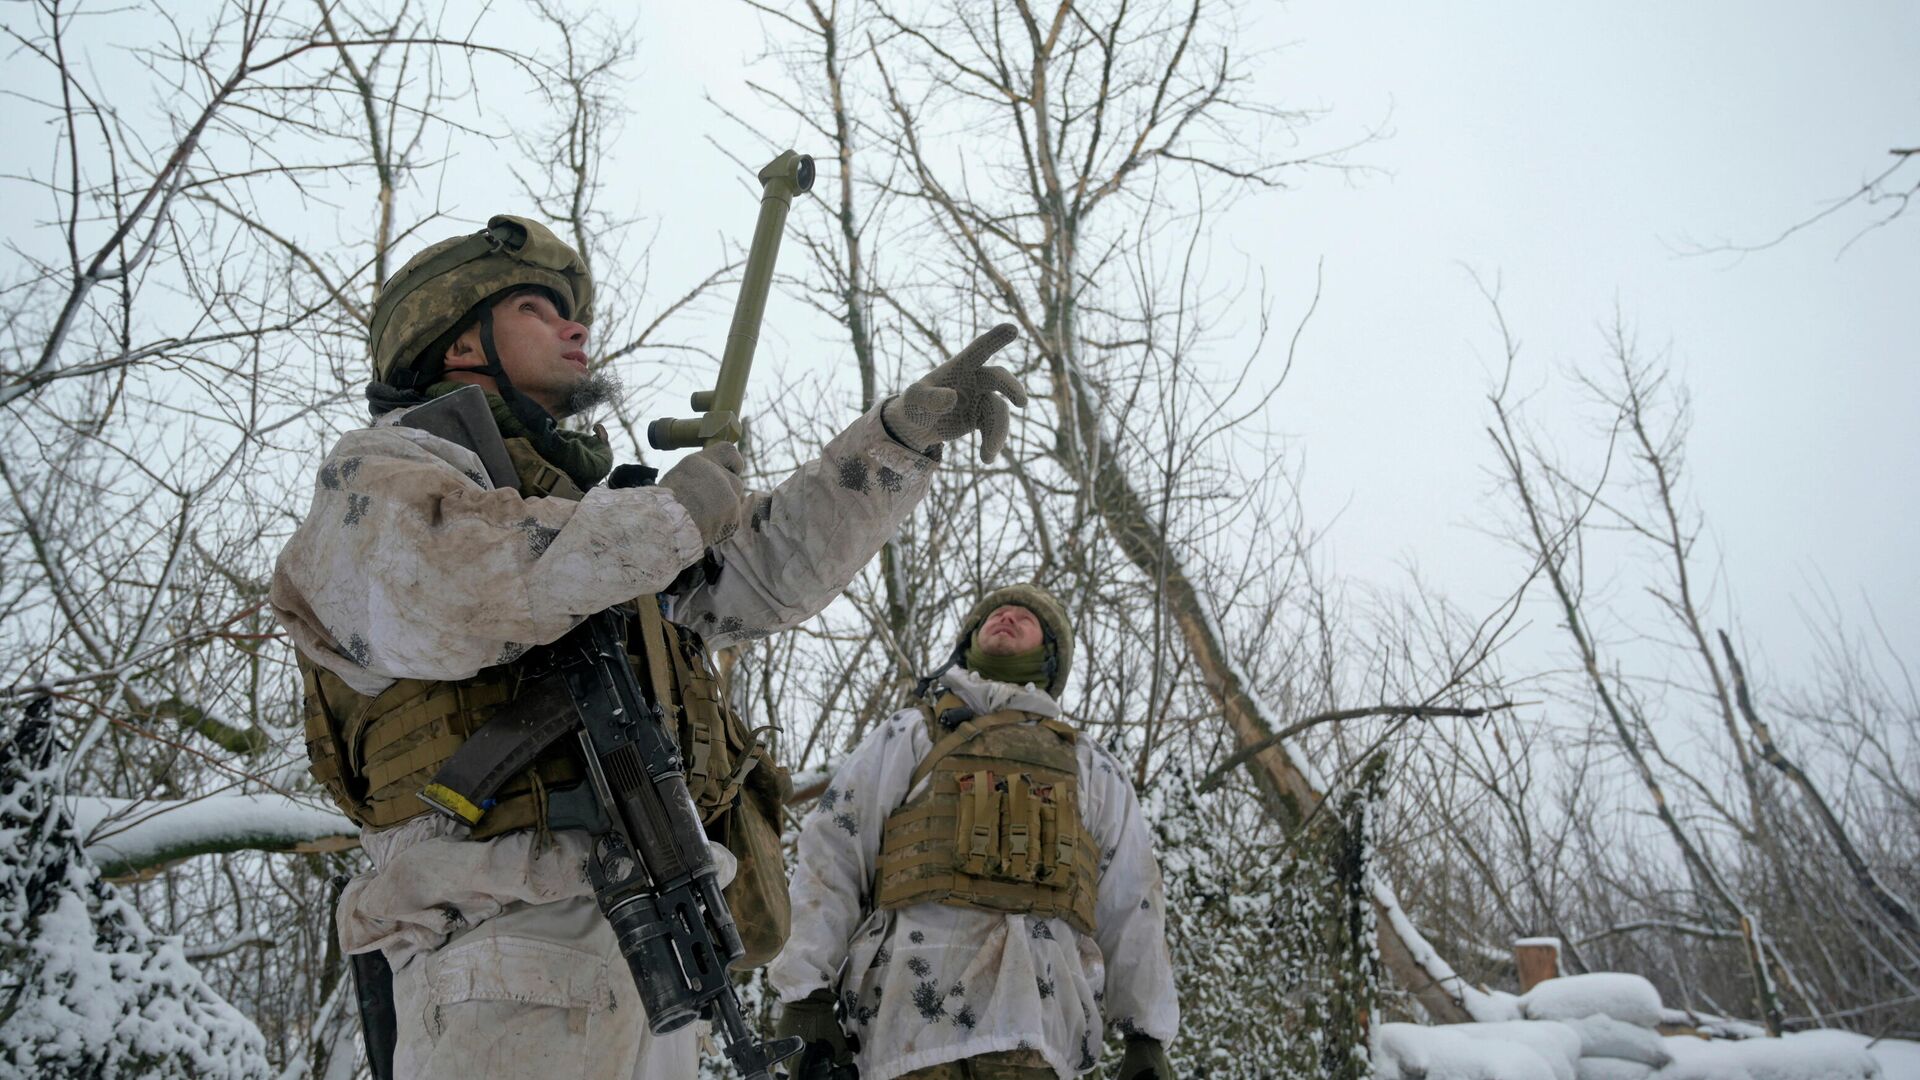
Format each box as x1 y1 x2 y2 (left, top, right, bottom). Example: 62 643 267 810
1374 972 1914 1080
67 793 357 877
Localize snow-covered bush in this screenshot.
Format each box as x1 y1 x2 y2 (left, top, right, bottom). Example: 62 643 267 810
1 700 273 1079
1155 755 1383 1078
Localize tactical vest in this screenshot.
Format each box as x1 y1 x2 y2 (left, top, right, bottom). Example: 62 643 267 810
299 435 763 841
873 693 1099 934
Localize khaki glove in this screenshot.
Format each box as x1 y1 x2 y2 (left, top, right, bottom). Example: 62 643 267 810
659 443 746 548
1114 1035 1173 1080
882 323 1029 462
774 990 853 1080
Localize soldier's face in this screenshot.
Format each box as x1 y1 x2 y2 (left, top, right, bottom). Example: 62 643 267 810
976 604 1044 656
444 290 597 415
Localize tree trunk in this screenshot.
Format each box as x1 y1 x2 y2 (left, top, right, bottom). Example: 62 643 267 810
1060 370 1480 1022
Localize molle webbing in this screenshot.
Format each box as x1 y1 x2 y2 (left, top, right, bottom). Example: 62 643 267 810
299 436 592 839
625 599 754 821
302 658 584 839
874 699 1098 934
301 601 754 838
502 436 585 501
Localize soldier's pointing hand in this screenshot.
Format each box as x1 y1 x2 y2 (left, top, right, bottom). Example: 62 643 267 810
883 323 1029 463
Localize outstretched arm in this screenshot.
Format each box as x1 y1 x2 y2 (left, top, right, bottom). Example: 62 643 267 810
666 404 938 647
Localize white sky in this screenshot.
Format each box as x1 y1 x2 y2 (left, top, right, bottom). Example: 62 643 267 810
1237 2 1920 684
614 1 1920 693
9 1 1914 700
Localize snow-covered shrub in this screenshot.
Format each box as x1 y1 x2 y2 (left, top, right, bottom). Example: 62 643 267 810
0 700 273 1079
1154 755 1383 1078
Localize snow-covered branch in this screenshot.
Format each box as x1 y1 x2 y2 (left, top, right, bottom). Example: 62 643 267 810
184 928 278 963
69 794 357 880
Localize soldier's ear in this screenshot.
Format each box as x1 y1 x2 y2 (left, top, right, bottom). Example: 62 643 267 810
443 327 483 372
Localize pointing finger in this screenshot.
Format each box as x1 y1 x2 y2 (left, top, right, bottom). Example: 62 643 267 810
950 323 1019 371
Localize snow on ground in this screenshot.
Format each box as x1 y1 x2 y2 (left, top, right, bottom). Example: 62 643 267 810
1658 1029 1885 1080
66 793 356 876
1376 969 1911 1080
1860 1034 1920 1079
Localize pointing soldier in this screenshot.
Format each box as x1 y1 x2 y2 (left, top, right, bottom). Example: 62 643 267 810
270 213 1027 1078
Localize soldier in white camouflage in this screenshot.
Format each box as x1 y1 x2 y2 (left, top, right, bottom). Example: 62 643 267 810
770 585 1179 1080
271 214 1027 1079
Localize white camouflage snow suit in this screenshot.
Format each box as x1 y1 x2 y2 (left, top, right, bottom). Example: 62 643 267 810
768 667 1180 1080
271 402 937 1078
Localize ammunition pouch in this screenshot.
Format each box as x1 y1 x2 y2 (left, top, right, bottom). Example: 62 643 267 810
300 602 792 964
873 694 1097 934
625 597 792 967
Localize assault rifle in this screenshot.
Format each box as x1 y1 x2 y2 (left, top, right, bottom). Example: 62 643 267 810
397 385 803 1080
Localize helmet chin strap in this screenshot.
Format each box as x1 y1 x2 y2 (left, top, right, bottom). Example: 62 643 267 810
474 304 573 463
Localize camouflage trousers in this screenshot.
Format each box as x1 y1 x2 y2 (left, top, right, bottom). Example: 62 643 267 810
896 1048 1057 1080
387 894 696 1078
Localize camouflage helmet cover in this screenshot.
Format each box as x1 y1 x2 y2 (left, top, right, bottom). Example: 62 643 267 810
368 214 593 384
950 583 1075 698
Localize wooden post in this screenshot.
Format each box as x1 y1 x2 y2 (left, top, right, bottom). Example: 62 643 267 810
1513 937 1562 994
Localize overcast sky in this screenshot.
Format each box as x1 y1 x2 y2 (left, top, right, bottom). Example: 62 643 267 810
593 1 1918 692
12 1 1912 699
1256 2 1916 663
1246 2 1917 685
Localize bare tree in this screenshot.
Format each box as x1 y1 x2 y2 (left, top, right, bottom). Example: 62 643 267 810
1692 144 1919 257
713 0 1535 1036
1477 278 1920 1036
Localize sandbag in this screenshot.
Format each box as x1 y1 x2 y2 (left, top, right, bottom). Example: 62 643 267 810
1575 1058 1654 1080
1565 1014 1672 1067
1450 1021 1580 1080
1522 973 1663 1028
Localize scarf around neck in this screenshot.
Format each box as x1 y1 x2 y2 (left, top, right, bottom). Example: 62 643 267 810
424 381 613 490
964 640 1049 689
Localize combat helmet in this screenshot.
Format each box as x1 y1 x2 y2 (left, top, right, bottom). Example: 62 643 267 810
368 214 593 389
930 583 1075 699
